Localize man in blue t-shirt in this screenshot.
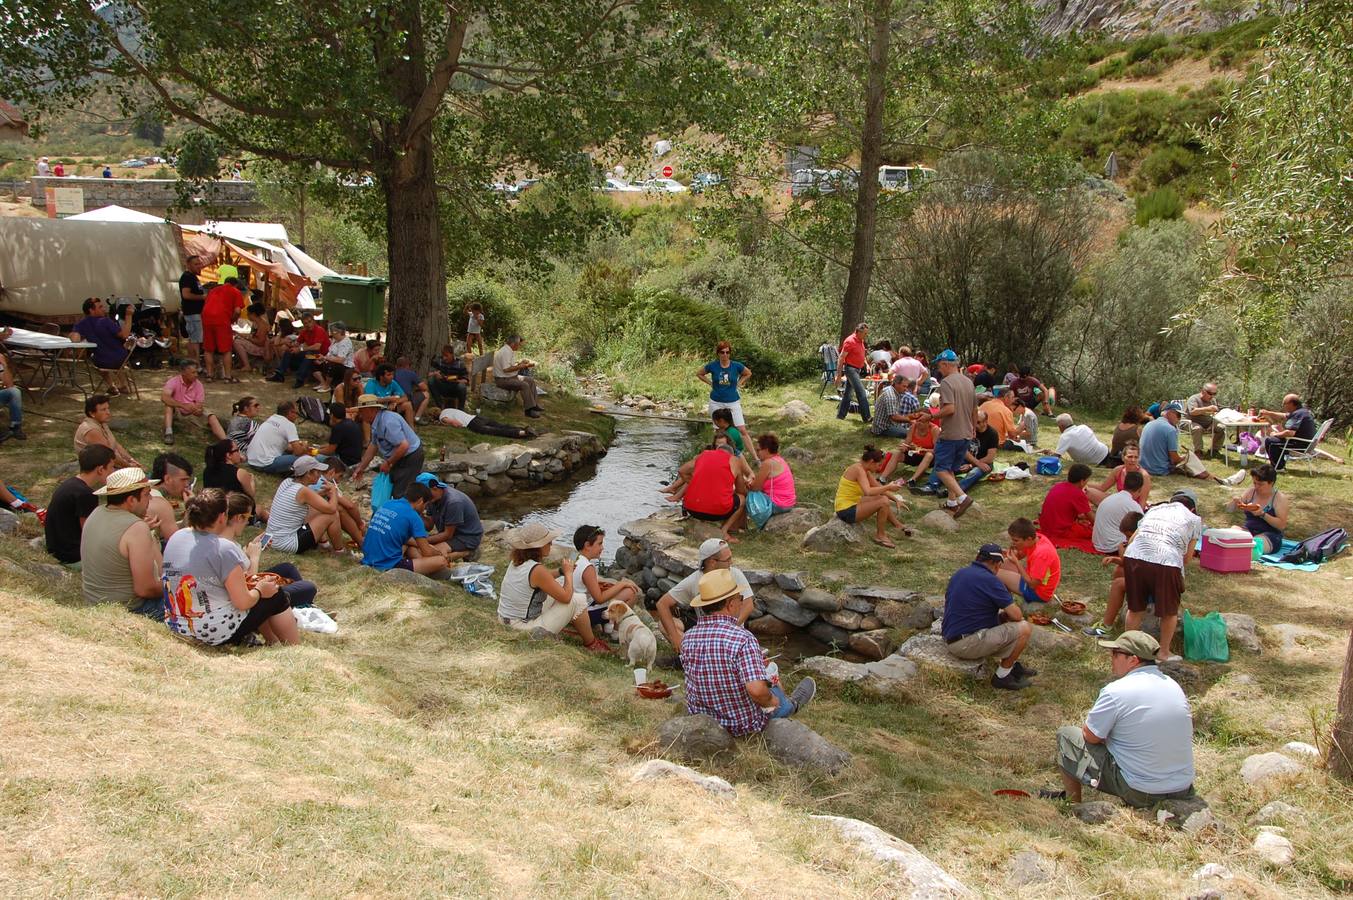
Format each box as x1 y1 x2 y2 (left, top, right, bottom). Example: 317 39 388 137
364 362 416 426
1260 393 1318 470
1139 402 1184 476
360 483 449 576
352 395 425 500
415 472 483 560
942 544 1035 690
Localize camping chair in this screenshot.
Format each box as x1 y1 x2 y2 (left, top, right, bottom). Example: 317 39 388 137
87 340 140 400
1277 418 1334 476
817 342 839 400
468 353 494 392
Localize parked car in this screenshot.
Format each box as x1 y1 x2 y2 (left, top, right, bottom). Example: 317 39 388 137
595 177 643 193
120 158 148 168
690 172 723 193
640 177 688 194
878 165 936 192
790 167 856 197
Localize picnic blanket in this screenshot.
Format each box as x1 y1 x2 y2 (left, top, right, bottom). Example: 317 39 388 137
1259 539 1326 572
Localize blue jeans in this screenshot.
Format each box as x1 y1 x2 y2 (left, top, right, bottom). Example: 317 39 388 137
129 597 164 619
253 454 300 475
933 438 969 474
769 685 796 718
836 365 870 422
0 387 20 428
872 421 910 439
928 466 986 494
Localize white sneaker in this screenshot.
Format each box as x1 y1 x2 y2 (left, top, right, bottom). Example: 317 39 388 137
1223 470 1247 486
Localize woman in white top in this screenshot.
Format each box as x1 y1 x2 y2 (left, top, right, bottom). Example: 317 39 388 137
162 488 299 646
497 523 610 653
571 525 640 608
263 457 344 554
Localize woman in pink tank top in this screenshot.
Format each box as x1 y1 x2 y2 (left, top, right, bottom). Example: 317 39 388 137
750 433 796 512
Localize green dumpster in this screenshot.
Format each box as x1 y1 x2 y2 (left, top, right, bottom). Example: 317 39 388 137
318 274 388 332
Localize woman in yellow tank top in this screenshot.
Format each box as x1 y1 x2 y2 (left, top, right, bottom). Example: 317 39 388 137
834 446 911 548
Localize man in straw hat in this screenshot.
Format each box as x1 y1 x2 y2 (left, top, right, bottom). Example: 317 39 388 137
352 394 424 500
679 569 816 737
79 467 164 617
1045 631 1196 807
496 522 610 652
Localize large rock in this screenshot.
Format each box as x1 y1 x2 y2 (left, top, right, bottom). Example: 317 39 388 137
478 382 516 403
652 545 700 577
802 518 861 552
1028 624 1080 653
823 609 864 630
380 566 451 594
1007 850 1052 886
774 571 807 592
747 615 797 638
863 655 920 689
919 509 960 533
1282 741 1320 762
1240 752 1304 787
0 509 19 535
762 719 851 774
758 587 816 627
781 446 815 463
778 399 814 424
657 714 734 761
873 598 935 630
762 507 822 534
845 585 923 603
807 621 852 648
803 654 919 693
627 759 735 797
1253 826 1294 867
849 629 896 661
897 633 988 678
802 655 872 684
812 815 973 897
1220 612 1261 653
797 587 841 613
1072 801 1118 825
483 474 514 495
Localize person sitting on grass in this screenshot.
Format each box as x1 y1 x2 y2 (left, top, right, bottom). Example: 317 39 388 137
1048 631 1196 808
680 569 816 736
496 522 609 653
1010 365 1054 417
996 517 1062 607
162 489 302 647
942 543 1036 691
1085 509 1143 638
979 389 1027 450
361 482 450 576
80 467 164 618
160 362 227 447
363 363 417 427
227 396 261 455
246 401 311 475
428 345 470 412
834 445 910 549
74 394 140 469
312 321 355 394
678 436 753 543
392 357 432 424
438 405 536 440
881 414 936 484
654 538 754 653
1110 406 1149 460
571 525 641 608
415 472 483 561
263 456 345 555
312 457 366 549
711 407 745 455
203 439 266 522
1096 441 1152 501
1052 413 1111 468
1227 463 1289 555
318 402 365 468
913 408 997 497
747 433 796 518
145 452 194 543
45 444 117 568
1038 463 1100 553
870 373 920 439
333 368 365 411
353 339 383 376
1140 402 1214 480
1092 470 1146 556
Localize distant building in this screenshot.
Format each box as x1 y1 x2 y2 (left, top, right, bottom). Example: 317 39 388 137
0 98 30 141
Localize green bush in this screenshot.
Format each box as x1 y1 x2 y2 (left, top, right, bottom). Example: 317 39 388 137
1134 187 1185 227
446 278 521 346
1137 146 1198 188
1127 34 1169 64
1125 58 1167 79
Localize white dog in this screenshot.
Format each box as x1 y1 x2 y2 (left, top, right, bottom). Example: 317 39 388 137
605 601 657 671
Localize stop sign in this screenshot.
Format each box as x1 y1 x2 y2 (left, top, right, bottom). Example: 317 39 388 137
661 165 673 178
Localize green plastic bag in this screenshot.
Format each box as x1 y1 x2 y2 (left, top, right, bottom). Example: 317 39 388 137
1181 610 1229 663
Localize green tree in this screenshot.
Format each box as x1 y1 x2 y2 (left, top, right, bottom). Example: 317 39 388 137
0 0 728 363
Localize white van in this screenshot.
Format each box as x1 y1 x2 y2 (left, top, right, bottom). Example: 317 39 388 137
878 165 936 192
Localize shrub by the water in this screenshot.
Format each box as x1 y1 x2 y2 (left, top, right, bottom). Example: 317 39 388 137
446 278 521 346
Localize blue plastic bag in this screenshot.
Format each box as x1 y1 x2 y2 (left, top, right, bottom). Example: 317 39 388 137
370 472 393 512
746 490 773 529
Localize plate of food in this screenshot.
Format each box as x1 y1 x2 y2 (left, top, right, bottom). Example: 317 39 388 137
1060 600 1087 616
245 572 292 589
1028 613 1053 626
636 680 673 699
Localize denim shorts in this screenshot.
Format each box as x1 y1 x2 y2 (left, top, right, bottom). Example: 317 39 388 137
183 314 203 343
933 438 969 474
1019 579 1044 605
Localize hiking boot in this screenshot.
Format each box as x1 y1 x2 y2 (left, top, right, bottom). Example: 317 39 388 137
789 676 817 712
1012 661 1038 679
1082 625 1110 637
947 495 974 519
991 671 1032 691
8 428 26 441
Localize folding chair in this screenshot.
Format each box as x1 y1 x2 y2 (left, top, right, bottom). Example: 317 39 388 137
1277 418 1334 475
817 342 839 400
88 340 140 400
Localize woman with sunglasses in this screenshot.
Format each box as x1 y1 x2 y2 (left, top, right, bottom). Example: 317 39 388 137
698 340 753 455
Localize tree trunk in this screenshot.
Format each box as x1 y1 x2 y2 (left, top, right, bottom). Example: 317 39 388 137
1332 626 1353 780
381 136 448 367
837 0 891 341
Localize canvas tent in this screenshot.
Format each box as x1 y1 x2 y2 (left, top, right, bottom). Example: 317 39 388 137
0 217 186 319
67 205 168 224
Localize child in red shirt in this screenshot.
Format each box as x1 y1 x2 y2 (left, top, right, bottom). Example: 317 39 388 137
998 516 1062 604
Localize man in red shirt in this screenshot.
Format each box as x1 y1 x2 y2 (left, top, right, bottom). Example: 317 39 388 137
268 309 330 388
202 277 245 382
1038 463 1098 553
834 321 871 424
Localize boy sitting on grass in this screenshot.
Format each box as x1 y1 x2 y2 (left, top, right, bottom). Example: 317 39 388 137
997 517 1062 606
360 483 450 576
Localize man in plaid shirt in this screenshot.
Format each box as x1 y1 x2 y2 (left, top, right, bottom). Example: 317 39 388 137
679 570 816 736
871 374 920 439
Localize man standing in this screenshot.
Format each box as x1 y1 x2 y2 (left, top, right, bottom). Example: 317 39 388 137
942 544 1036 690
74 394 140 468
680 569 816 736
870 374 916 439
655 538 754 652
1051 631 1196 807
178 256 208 366
1184 382 1225 458
1123 489 1203 662
160 362 227 445
201 276 245 382
834 322 871 423
45 445 117 567
1258 393 1317 470
0 339 25 442
415 472 484 560
492 334 544 418
247 401 310 474
80 467 164 618
353 394 425 500
932 348 976 518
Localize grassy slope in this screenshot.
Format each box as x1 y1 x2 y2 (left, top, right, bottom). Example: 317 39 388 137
1 367 1351 896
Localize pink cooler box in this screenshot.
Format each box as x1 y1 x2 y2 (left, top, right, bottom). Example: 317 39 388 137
1201 527 1256 573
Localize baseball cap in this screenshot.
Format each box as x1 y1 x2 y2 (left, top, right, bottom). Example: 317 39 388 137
975 543 1005 564
415 472 445 490
698 538 730 562
1170 488 1198 510
1097 630 1160 659
573 524 604 550
1161 401 1184 414
933 348 958 363
291 456 329 476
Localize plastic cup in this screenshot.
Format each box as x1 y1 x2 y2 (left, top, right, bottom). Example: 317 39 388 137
633 668 647 686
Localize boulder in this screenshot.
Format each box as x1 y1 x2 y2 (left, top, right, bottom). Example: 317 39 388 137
657 714 734 761
1252 826 1294 867
1181 808 1221 836
1028 625 1080 653
483 451 514 476
483 474 514 495
1071 801 1117 825
846 585 924 603
897 633 988 678
797 588 841 613
0 509 19 534
862 655 920 689
747 615 797 638
478 383 516 403
811 815 973 897
1255 801 1298 823
1282 741 1320 762
849 629 896 661
627 759 735 797
1220 612 1261 652
1159 658 1207 695
469 442 492 453
857 615 883 631
872 598 934 630
778 399 814 424
762 719 851 774
762 507 822 534
781 446 815 463
742 569 775 586
919 509 960 533
802 518 860 552
802 655 871 684
807 621 852 648
774 571 807 592
758 588 816 628
480 519 509 535
823 609 864 631
380 566 451 594
653 545 699 577
27 563 72 582
842 596 876 614
1240 752 1304 787
1007 850 1052 887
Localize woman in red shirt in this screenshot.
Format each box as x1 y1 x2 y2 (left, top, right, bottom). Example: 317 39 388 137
202 277 245 383
678 436 753 542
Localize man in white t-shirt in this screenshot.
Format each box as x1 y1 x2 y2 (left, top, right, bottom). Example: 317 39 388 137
315 321 356 393
1091 470 1146 555
1123 490 1203 662
438 406 535 439
655 538 754 652
491 335 543 418
1052 630 1196 807
1053 414 1110 467
247 401 310 474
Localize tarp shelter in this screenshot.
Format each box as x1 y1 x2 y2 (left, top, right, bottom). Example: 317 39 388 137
67 205 170 224
0 217 186 319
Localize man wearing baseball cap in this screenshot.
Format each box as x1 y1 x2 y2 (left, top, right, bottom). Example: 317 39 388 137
80 467 164 617
1140 401 1214 479
679 569 816 737
415 472 483 560
1049 630 1196 807
655 537 754 653
942 543 1036 690
360 481 449 576
1122 489 1202 663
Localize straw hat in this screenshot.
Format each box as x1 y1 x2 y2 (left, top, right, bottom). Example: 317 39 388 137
692 569 742 607
505 521 561 550
94 466 160 496
353 393 385 410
